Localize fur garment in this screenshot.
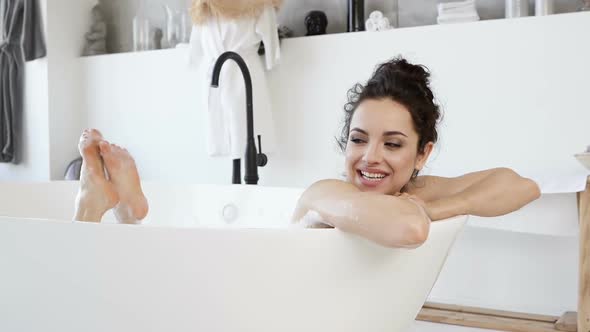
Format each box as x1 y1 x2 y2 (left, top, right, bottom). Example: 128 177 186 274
191 0 282 25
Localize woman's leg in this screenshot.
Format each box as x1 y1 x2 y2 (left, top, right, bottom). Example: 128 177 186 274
74 129 119 222
98 141 149 224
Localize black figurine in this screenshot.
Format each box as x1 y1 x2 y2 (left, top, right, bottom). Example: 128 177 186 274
305 10 328 36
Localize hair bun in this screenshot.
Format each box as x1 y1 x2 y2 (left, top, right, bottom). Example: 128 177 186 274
372 57 433 100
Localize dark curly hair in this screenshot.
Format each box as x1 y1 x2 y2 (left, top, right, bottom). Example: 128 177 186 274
337 56 441 155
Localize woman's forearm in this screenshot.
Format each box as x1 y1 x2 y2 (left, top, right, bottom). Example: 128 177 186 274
425 194 468 221
315 194 430 248
426 169 540 220
294 180 431 248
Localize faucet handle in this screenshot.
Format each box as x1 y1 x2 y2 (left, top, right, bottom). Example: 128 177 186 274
257 135 268 167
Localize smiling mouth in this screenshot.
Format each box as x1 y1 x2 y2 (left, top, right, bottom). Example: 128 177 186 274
358 170 389 182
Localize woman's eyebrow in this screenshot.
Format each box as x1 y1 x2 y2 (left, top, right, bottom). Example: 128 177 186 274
350 128 368 135
383 131 407 137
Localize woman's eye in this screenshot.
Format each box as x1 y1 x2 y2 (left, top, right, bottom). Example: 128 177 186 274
350 138 365 144
385 142 401 148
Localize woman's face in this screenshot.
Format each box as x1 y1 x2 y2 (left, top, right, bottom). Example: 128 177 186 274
345 98 433 195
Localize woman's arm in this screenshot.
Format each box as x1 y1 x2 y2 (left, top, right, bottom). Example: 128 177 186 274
407 168 541 221
291 179 431 248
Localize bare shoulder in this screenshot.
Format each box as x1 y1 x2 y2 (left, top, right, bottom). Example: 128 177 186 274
404 169 505 202
403 175 448 202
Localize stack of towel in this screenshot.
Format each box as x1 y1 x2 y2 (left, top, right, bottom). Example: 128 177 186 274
365 11 392 32
437 0 480 24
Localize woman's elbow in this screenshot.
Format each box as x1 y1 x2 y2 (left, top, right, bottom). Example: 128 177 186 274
507 168 541 199
499 168 542 201
406 218 430 248
523 177 541 201
382 216 430 249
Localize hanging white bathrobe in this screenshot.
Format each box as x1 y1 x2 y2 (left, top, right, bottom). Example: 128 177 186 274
188 4 280 159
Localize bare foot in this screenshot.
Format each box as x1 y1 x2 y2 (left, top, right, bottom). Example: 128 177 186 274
74 129 119 222
99 141 148 223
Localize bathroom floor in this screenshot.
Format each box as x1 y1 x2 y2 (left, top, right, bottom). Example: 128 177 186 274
408 321 501 332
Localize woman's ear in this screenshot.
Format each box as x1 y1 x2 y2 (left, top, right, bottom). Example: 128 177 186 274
416 142 434 171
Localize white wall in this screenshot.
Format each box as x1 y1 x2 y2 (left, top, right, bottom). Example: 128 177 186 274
46 0 97 180
77 12 590 315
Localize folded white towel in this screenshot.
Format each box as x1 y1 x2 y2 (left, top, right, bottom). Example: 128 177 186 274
437 14 480 24
438 8 477 18
437 0 476 13
440 8 476 17
438 11 480 19
437 0 480 25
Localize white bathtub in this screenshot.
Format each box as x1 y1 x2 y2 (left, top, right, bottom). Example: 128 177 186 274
0 181 467 332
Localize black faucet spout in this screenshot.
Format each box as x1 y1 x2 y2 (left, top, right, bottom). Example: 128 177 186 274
211 51 264 185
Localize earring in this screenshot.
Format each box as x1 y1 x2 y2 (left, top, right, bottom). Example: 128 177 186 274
411 169 419 180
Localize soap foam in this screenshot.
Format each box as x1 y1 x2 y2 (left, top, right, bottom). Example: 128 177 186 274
296 210 334 228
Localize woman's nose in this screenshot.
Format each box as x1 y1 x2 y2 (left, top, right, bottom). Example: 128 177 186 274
362 143 383 164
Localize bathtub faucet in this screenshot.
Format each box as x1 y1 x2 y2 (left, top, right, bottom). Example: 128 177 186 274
211 51 268 185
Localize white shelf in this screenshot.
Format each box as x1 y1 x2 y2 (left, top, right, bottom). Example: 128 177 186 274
78 11 590 60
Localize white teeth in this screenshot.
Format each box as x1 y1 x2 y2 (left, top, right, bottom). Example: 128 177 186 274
360 171 386 180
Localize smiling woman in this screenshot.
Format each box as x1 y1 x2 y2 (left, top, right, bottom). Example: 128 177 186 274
290 56 541 248
345 99 433 195
340 57 440 196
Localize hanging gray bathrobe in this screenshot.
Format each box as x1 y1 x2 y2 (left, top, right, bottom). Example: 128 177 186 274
0 0 46 163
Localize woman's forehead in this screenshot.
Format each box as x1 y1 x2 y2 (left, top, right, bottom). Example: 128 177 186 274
351 99 415 134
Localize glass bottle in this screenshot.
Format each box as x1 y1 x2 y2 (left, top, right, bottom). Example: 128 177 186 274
133 0 151 51
506 0 529 18
163 5 190 48
535 0 554 16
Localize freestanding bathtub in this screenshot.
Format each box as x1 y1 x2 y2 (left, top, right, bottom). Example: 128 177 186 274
0 181 467 332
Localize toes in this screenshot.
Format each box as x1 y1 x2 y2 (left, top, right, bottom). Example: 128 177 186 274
80 141 98 155
98 140 111 155
79 140 103 175
89 129 103 140
79 129 103 147
82 128 103 140
100 142 121 174
90 128 102 136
